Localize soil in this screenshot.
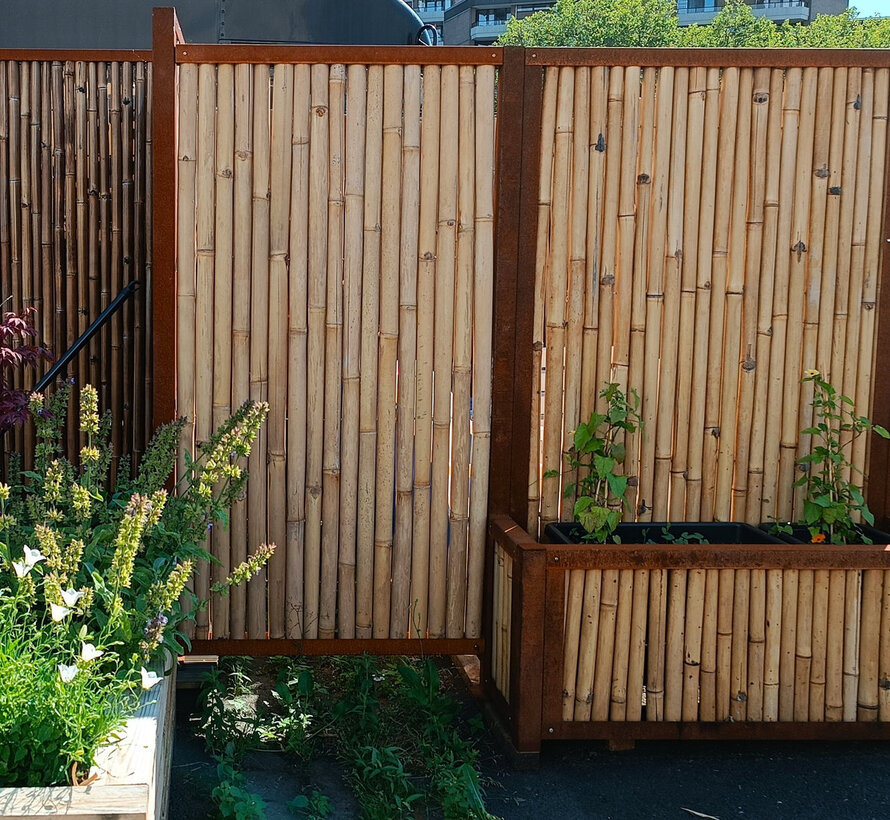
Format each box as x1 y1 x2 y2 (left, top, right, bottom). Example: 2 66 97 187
168 660 890 820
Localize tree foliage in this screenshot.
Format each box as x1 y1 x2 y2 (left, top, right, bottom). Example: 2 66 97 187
498 0 890 48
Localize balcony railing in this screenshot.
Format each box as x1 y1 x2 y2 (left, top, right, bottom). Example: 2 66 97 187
415 0 451 12
677 0 807 11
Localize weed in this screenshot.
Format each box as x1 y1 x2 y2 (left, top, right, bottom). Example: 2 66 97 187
288 790 332 818
212 751 266 820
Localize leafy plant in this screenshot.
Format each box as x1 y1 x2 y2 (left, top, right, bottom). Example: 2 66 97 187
348 745 422 820
0 383 274 786
553 382 641 542
213 752 266 820
289 790 332 819
652 526 708 545
0 308 52 431
795 369 889 544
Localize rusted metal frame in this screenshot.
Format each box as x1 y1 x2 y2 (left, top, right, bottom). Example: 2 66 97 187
867 78 890 529
507 539 547 753
151 8 182 430
175 44 503 66
510 60 544 527
547 543 890 570
188 638 484 657
0 49 151 61
525 48 890 69
547 721 890 741
541 566 567 736
489 514 538 559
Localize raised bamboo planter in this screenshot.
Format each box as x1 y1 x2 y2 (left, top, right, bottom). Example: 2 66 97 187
0 667 176 820
486 515 890 757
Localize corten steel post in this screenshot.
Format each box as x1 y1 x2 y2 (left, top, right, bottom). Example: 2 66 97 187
151 7 182 430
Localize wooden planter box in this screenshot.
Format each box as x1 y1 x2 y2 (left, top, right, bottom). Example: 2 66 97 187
485 514 890 759
0 666 176 820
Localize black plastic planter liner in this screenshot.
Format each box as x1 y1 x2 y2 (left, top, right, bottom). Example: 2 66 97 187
544 521 785 545
759 523 890 545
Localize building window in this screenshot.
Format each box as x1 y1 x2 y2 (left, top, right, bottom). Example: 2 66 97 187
476 8 512 26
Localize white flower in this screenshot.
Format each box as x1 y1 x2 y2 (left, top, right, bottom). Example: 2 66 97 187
140 667 162 690
81 642 104 662
58 663 78 683
61 588 84 607
11 561 29 578
49 602 72 622
23 546 46 567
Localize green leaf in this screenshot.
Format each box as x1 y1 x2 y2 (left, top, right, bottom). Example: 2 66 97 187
593 454 614 478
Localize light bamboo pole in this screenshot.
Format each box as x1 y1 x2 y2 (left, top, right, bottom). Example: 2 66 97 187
639 68 674 522
410 65 440 637
843 570 862 721
747 69 785 524
573 571 603 721
795 68 834 520
429 65 457 637
561 66 589 525
794 569 814 721
825 569 846 721
446 65 476 639
627 67 656 510
373 64 403 637
610 569 635 721
286 64 311 638
855 68 889 482
356 65 383 639
682 568 706 721
540 67 574 530
393 65 420 638
715 568 735 721
193 64 217 640
664 569 688 722
653 68 688 520
247 64 271 640
319 64 345 640
686 68 721 520
528 67 558 534
591 569 619 721
701 68 739 522
593 67 623 423
580 66 608 445
229 64 253 638
625 569 650 722
761 70 802 524
175 65 198 638
733 67 770 520
747 569 766 720
646 568 668 720
611 65 640 396
467 65 496 638
817 69 847 380
563 569 587 720
880 569 890 721
778 68 817 521
339 64 366 640
829 69 862 410
671 66 706 520
763 568 783 721
810 568 830 721
715 68 751 523
779 569 800 720
841 70 874 481
730 569 751 722
305 64 329 640
211 64 234 638
267 63 294 640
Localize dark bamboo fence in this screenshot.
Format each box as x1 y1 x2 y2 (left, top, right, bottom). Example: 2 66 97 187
0 52 153 473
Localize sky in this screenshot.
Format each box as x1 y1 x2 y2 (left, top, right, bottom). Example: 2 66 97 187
852 0 890 17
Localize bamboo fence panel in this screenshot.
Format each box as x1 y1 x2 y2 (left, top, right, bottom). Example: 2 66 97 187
559 565 888 724
0 59 151 475
492 543 513 702
175 60 497 640
530 60 890 532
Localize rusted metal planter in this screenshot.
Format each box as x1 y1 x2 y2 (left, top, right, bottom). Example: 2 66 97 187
0 667 176 820
485 514 890 759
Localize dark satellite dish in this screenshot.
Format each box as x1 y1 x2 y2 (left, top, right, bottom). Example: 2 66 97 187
0 0 433 49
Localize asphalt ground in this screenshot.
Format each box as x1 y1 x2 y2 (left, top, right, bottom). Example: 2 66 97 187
169 673 890 820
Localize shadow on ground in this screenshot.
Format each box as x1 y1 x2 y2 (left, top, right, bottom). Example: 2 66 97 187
169 674 890 820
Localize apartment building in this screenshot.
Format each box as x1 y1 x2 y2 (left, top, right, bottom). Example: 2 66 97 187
408 0 849 46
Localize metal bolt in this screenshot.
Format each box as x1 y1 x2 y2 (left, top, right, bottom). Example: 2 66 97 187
548 727 554 733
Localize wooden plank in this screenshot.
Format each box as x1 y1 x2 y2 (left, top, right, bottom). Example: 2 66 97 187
176 45 503 66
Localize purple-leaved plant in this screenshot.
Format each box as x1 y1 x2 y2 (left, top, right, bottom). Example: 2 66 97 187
0 308 52 431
